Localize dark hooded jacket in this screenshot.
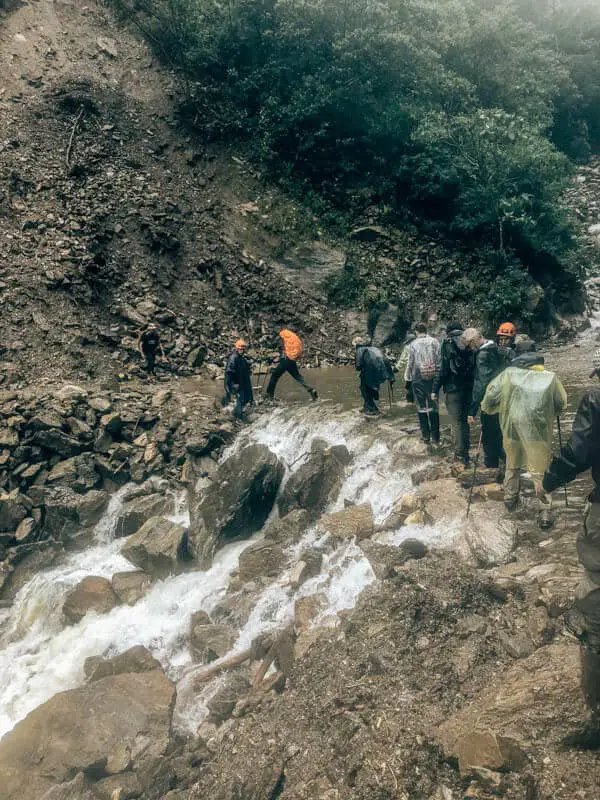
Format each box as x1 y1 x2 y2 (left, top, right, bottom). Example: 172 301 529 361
470 341 509 417
224 351 253 404
356 344 394 389
432 328 474 395
544 386 600 500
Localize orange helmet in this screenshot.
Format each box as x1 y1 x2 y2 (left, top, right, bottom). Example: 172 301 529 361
235 339 248 350
497 322 516 338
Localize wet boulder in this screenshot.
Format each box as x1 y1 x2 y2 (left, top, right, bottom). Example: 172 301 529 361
464 506 518 567
190 618 236 663
114 492 173 538
278 439 347 519
0 669 175 800
317 503 374 541
43 487 109 540
360 539 428 579
188 443 284 563
207 672 251 724
46 454 101 492
121 516 190 577
289 547 323 589
264 509 310 545
84 646 162 682
63 576 120 624
111 570 152 605
237 540 286 583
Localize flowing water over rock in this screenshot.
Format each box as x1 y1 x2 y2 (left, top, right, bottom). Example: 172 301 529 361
0 402 465 740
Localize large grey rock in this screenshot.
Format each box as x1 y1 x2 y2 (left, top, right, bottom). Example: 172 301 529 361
84 646 162 682
274 241 346 298
237 540 286 583
278 441 347 519
207 672 251 724
190 619 236 663
0 491 29 532
111 570 152 605
464 506 518 567
188 443 284 563
63 576 120 624
0 670 176 800
317 503 374 541
264 509 310 544
31 429 84 457
46 454 100 493
43 487 109 540
115 493 173 538
121 516 190 577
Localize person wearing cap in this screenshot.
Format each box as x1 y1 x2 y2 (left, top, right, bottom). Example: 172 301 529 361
224 339 253 420
265 328 318 402
431 322 474 466
481 352 566 511
137 322 165 379
496 321 517 364
354 336 394 415
542 349 600 741
461 327 508 471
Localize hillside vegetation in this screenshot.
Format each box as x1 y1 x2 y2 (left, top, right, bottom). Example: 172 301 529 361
109 0 600 321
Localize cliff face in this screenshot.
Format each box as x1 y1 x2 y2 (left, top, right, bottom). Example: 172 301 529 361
0 0 353 387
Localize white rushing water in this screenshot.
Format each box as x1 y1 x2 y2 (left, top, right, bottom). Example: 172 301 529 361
0 403 460 739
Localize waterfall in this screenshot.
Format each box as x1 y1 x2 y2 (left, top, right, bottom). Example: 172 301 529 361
0 403 461 739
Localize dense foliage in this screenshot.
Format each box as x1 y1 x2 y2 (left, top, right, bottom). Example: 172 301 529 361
110 0 600 317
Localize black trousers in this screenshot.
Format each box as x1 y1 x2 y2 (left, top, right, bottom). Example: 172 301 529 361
142 348 157 374
266 357 313 398
481 412 505 468
360 375 380 412
412 377 440 443
445 389 470 462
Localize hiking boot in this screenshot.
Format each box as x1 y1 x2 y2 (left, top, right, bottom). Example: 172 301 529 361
504 498 518 512
310 389 318 401
538 507 555 530
562 647 600 749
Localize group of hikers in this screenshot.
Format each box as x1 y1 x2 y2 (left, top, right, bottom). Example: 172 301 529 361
393 321 568 514
136 315 600 739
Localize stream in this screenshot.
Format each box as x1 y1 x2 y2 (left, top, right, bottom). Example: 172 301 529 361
0 335 598 741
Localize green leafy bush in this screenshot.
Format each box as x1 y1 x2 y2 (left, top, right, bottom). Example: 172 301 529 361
108 0 600 308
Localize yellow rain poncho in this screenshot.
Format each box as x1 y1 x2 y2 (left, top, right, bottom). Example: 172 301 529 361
481 363 567 474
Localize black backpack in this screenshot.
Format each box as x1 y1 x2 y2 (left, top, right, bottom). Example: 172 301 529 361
445 336 473 380
364 346 388 385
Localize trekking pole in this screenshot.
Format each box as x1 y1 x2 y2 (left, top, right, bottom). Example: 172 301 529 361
387 381 393 410
556 415 569 509
467 429 484 517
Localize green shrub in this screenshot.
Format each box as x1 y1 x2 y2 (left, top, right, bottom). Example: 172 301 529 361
107 0 600 301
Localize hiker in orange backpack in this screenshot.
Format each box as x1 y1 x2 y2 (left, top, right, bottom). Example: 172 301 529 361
265 328 318 401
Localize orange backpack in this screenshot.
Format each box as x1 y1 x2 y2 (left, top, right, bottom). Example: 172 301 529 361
280 329 303 361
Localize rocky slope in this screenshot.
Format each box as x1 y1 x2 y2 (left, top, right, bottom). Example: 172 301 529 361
2 0 597 394
0 0 355 388
0 392 597 800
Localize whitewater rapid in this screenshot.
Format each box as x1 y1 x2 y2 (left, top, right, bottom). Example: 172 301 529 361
0 403 459 739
